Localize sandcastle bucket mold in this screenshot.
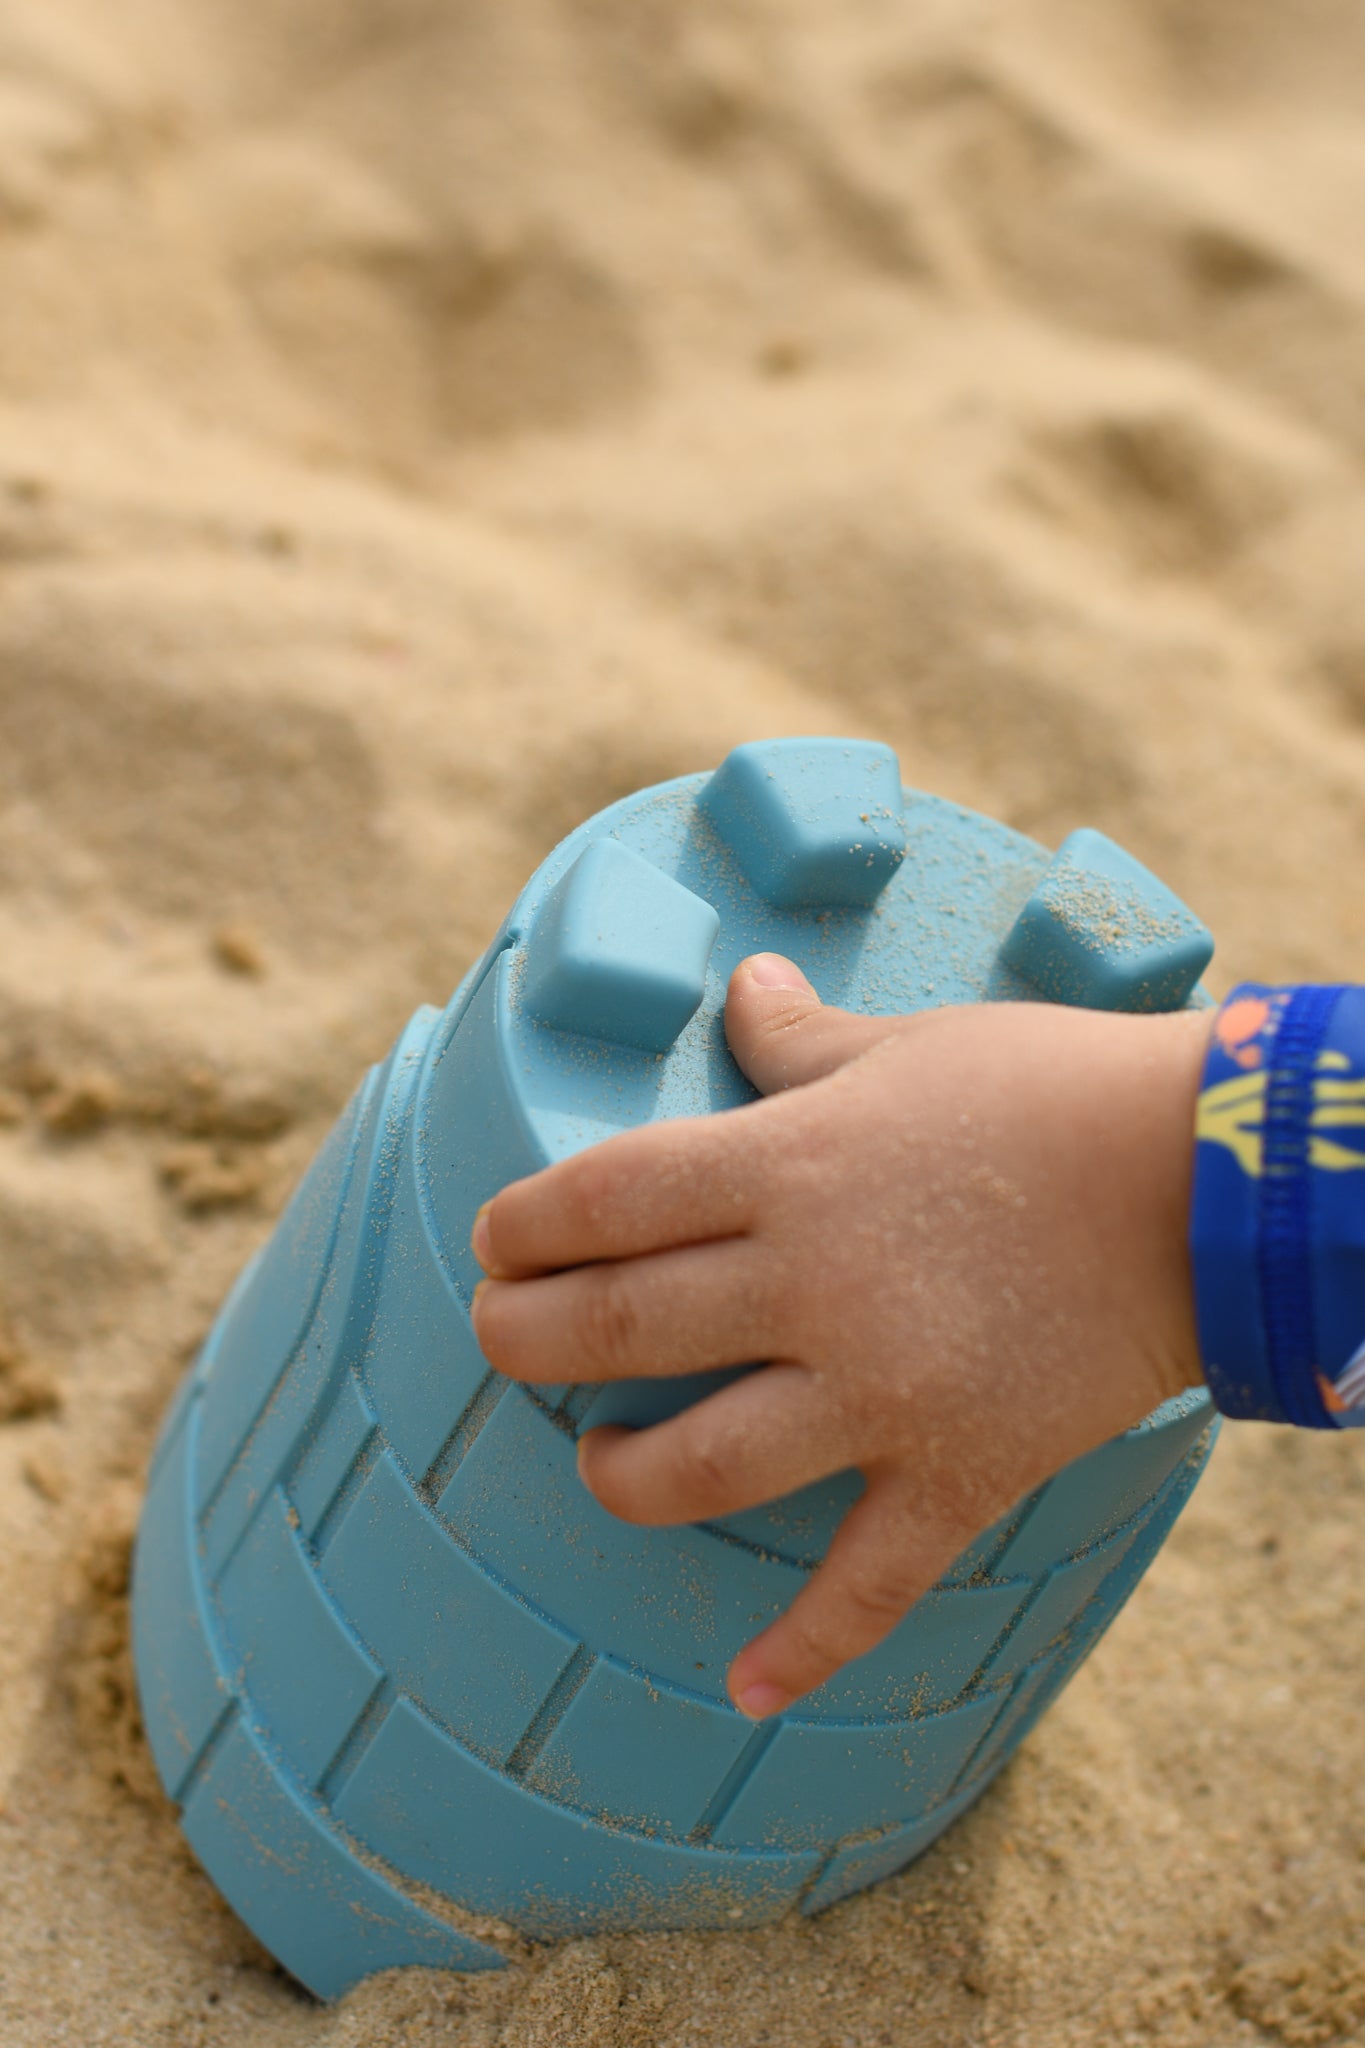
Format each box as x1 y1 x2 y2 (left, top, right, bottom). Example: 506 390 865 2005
133 738 1218 1998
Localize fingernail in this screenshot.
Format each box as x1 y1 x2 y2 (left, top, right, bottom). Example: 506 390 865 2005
471 1278 490 1314
471 1203 492 1269
734 1682 792 1720
745 953 814 995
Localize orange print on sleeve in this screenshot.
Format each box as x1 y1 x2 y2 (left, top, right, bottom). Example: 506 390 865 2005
1216 995 1273 1070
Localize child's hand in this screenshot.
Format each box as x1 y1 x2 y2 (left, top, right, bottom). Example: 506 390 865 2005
470 956 1212 1718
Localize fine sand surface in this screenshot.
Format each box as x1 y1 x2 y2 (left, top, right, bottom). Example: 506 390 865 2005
2 2 1365 2042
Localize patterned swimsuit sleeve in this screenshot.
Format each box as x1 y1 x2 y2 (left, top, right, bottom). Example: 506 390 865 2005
1191 983 1365 1429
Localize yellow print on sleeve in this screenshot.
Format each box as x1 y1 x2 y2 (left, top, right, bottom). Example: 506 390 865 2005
1196 1051 1365 1179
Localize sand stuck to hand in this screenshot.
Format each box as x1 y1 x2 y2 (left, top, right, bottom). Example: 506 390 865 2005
0 2 1363 2043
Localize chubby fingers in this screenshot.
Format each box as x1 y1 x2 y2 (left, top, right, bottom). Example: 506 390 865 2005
575 1363 851 1524
472 1113 762 1281
724 954 913 1095
725 1477 975 1718
472 1239 785 1384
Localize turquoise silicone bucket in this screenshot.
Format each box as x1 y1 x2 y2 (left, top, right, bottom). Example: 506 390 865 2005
133 738 1218 1997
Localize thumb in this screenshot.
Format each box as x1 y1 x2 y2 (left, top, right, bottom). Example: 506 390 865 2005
725 954 910 1095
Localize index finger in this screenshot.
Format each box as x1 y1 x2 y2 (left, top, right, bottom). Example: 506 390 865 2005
473 1107 763 1279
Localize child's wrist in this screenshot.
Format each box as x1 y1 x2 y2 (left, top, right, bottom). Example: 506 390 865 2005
1134 1006 1216 1408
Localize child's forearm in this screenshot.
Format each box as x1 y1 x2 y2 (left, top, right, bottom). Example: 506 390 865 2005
1192 983 1365 1429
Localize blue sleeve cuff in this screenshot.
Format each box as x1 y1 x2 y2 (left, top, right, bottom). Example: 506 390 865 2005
1191 983 1365 1429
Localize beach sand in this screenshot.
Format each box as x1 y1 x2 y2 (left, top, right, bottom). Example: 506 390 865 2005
1 1 1363 2041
